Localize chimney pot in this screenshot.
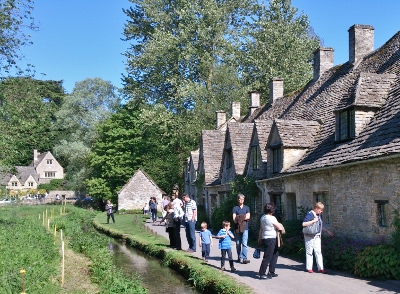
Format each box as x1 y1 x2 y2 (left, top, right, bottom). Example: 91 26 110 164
216 110 226 130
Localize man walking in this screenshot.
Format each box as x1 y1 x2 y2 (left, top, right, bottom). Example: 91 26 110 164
232 193 250 264
183 193 197 252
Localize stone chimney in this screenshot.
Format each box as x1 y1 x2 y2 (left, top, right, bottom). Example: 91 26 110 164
249 91 260 115
349 24 374 64
268 78 284 106
215 110 226 130
231 102 241 120
34 149 38 161
313 47 334 81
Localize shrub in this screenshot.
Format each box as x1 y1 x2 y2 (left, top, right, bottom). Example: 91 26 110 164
354 245 400 279
210 194 237 233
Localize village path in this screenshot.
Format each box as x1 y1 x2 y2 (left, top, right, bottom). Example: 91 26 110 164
145 219 400 294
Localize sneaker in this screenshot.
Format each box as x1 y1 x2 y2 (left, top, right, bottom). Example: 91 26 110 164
237 258 243 263
231 267 237 272
268 272 278 277
221 267 225 271
318 269 328 274
307 270 314 273
259 274 271 279
242 259 250 264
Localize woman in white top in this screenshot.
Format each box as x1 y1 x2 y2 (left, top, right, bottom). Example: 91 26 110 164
257 203 285 279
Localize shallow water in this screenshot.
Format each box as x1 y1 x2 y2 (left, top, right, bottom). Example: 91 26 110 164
110 240 200 294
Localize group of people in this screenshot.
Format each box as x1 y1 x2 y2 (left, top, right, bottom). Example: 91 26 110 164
155 192 333 279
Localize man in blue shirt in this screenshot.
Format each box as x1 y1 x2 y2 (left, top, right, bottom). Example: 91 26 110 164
232 193 251 264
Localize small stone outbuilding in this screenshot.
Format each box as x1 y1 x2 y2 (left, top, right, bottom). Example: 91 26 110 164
118 169 166 211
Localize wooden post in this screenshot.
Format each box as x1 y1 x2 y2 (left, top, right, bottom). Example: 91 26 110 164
20 268 26 294
61 241 65 286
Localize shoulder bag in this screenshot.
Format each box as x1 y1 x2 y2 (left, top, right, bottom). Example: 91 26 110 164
302 221 319 235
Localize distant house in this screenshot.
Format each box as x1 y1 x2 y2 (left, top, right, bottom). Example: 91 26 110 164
1 149 64 192
118 169 166 211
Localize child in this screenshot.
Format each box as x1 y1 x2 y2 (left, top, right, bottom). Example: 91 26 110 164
215 221 236 272
199 222 213 262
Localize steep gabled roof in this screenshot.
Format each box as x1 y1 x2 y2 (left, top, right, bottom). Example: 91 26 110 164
254 120 273 157
190 149 199 170
200 130 225 185
247 30 400 175
118 169 166 195
225 122 254 175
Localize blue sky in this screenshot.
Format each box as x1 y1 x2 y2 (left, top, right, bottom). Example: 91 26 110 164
21 0 400 93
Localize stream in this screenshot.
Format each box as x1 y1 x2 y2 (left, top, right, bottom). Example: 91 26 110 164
109 240 200 294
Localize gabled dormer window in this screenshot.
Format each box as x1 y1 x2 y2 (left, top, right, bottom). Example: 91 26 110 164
271 146 282 173
252 145 261 170
47 159 53 164
338 108 355 141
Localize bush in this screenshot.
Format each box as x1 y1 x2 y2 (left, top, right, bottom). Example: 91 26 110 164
279 220 304 257
196 205 209 230
354 245 400 279
210 195 237 233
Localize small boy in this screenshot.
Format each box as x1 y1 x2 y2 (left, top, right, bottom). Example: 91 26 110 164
199 222 213 262
215 221 236 272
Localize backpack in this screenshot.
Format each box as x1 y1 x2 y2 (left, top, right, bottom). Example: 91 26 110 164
150 202 156 210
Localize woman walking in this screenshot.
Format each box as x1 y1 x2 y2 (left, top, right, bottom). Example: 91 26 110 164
159 202 176 248
257 203 284 279
105 200 115 224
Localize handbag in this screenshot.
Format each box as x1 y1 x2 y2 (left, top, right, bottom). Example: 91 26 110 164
253 248 261 259
302 221 319 235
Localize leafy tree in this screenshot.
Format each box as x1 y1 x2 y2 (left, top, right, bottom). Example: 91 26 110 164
240 0 320 96
86 102 200 203
0 77 65 166
122 0 256 114
0 0 37 75
52 78 121 192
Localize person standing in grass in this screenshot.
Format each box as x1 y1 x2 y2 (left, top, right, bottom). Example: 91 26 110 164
215 221 236 272
105 200 115 224
199 222 213 262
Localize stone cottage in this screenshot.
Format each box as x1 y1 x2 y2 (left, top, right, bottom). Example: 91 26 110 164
192 24 400 240
118 169 166 211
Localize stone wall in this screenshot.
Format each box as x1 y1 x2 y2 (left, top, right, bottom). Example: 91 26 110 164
265 157 400 240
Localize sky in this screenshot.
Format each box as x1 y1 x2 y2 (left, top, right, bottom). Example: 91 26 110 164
20 0 400 94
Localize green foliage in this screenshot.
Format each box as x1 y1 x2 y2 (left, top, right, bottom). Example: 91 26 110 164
240 0 320 97
354 245 400 279
52 78 121 192
122 0 254 113
210 193 236 233
196 205 209 230
87 102 200 202
0 77 65 166
0 206 61 293
0 0 37 75
37 178 64 192
52 207 147 293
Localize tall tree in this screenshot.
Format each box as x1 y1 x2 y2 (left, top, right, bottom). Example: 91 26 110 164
122 0 256 116
0 77 65 166
86 102 200 203
52 78 121 191
240 0 320 96
0 0 37 75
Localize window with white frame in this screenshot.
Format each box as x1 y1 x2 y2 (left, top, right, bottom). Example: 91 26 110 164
314 191 330 224
45 172 56 178
47 159 53 164
28 182 34 187
11 182 18 187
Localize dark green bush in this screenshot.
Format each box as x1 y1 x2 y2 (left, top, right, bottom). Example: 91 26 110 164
354 245 400 279
210 194 237 233
196 205 209 230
